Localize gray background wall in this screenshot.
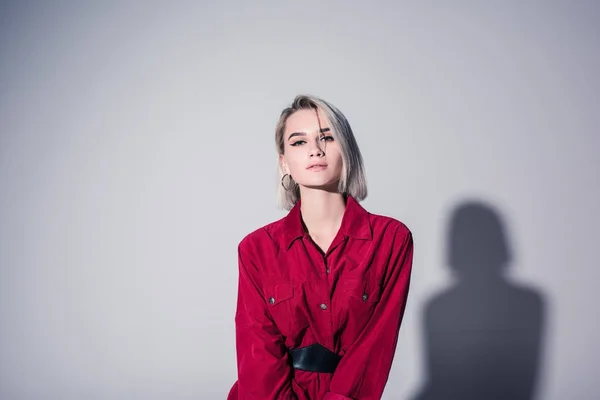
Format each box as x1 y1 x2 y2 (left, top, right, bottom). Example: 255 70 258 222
1 1 598 399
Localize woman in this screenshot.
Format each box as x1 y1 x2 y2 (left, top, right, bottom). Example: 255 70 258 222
227 95 414 400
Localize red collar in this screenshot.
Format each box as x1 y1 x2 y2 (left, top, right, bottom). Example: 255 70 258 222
277 195 372 250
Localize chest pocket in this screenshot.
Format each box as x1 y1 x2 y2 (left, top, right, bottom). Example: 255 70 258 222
265 282 296 335
344 277 383 327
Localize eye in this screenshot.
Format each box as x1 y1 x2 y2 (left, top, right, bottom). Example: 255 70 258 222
320 135 334 142
290 140 306 146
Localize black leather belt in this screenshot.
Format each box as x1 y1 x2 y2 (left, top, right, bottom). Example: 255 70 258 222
288 343 341 373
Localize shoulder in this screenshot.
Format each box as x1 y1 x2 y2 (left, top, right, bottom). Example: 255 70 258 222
368 210 412 241
237 216 286 254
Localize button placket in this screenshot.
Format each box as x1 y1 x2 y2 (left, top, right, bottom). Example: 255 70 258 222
322 257 329 276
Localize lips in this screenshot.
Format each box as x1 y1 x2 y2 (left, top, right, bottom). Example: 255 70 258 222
307 163 328 170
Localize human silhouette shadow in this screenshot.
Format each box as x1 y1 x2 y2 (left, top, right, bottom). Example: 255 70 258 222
412 201 546 400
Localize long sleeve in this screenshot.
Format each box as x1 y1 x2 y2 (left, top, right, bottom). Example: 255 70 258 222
234 244 297 400
324 230 414 400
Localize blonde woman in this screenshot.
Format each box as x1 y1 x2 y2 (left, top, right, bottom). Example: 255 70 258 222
227 95 414 400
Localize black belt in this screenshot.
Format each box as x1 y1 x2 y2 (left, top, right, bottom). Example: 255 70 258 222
288 343 341 373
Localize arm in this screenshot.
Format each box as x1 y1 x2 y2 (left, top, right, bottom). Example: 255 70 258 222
234 244 297 400
324 229 414 400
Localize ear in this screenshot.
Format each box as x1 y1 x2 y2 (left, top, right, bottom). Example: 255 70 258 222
279 154 289 174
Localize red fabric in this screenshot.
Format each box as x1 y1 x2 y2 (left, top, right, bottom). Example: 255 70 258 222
228 196 414 400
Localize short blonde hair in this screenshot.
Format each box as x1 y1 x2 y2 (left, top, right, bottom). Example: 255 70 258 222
275 94 368 210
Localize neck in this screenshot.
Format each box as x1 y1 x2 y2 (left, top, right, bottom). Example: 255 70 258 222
299 188 346 237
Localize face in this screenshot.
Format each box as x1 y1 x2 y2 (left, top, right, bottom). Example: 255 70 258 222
280 108 343 191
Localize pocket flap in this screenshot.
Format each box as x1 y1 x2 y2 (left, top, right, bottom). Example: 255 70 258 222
345 278 382 303
266 282 294 306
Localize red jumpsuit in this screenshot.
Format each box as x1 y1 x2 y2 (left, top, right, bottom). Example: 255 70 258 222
228 196 414 399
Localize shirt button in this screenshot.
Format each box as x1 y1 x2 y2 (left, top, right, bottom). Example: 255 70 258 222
362 294 368 301
326 268 330 274
320 303 328 310
269 297 275 304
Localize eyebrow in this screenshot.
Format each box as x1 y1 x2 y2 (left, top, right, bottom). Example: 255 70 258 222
287 127 331 140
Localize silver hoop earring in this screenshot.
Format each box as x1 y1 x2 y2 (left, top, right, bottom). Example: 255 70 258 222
281 174 297 191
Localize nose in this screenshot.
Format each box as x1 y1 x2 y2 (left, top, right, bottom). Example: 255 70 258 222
308 137 325 157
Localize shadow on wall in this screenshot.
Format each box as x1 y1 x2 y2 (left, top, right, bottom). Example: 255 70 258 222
411 200 547 400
